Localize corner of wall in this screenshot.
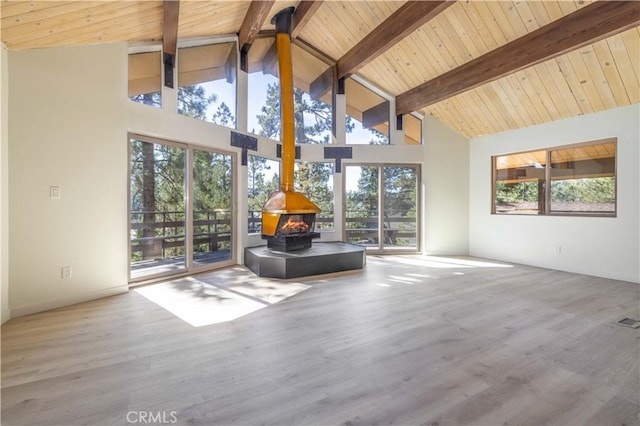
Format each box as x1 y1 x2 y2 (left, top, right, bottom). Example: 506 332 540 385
8 43 130 317
423 115 470 255
1 45 10 324
468 104 640 283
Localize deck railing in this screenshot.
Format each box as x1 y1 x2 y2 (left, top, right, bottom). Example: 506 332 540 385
131 209 417 258
131 210 232 258
344 209 417 245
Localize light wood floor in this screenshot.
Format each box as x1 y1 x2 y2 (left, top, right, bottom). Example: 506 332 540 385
2 255 639 425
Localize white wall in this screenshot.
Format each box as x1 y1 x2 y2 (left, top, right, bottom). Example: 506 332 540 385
8 43 130 316
469 104 640 283
1 45 10 323
423 115 470 255
5 41 471 318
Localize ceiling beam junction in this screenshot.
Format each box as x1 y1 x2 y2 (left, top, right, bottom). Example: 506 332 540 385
238 0 276 72
396 0 640 115
362 101 390 129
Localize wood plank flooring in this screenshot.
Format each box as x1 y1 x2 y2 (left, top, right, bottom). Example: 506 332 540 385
2 255 639 425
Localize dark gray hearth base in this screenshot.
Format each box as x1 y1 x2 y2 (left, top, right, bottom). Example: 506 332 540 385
244 242 366 279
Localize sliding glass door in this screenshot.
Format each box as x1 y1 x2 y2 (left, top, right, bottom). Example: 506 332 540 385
129 135 235 282
192 149 233 267
344 164 419 252
129 139 187 280
383 166 418 250
345 166 379 248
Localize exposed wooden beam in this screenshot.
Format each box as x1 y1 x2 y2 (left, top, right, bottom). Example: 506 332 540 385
162 0 179 56
336 1 452 80
162 0 180 88
396 0 640 115
292 1 323 39
362 101 390 129
293 37 336 66
238 0 276 72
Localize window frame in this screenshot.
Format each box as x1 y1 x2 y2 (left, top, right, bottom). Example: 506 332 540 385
345 75 392 145
343 163 421 253
176 38 238 128
127 132 238 284
491 138 617 217
294 161 335 231
128 44 163 108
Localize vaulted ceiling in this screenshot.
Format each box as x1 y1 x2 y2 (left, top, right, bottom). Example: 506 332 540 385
2 0 639 138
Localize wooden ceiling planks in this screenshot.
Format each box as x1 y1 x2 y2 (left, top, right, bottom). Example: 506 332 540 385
299 1 404 63
396 1 640 115
177 1 248 39
427 23 639 139
607 32 640 103
1 1 162 50
335 1 452 79
0 0 637 139
291 0 323 39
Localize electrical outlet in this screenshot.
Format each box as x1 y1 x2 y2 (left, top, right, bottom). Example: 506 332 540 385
61 266 72 279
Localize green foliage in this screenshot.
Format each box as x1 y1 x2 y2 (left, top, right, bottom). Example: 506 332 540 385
367 127 388 145
250 82 338 230
255 82 356 144
495 178 615 205
130 92 161 107
131 84 235 261
212 102 234 127
247 156 280 212
383 167 417 217
495 181 538 203
193 150 232 212
350 166 379 218
130 141 186 213
295 163 334 230
178 85 216 119
550 177 615 203
256 83 281 140
345 165 418 246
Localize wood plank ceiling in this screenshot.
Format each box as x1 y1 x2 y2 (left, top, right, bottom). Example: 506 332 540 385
1 0 638 139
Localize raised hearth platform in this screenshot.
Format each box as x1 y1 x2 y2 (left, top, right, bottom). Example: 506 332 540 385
245 242 366 279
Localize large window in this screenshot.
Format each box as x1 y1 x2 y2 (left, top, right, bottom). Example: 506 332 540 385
403 113 423 145
493 139 616 216
177 42 237 128
346 78 389 145
291 44 332 144
247 38 280 140
345 164 419 251
294 162 334 230
247 155 280 234
128 50 162 108
129 135 235 282
247 40 333 144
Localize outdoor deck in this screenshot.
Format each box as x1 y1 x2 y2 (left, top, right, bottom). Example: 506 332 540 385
130 210 418 279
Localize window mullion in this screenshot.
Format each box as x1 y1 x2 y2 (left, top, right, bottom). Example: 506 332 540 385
545 150 551 215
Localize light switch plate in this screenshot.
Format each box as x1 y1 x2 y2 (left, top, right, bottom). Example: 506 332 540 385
50 186 61 199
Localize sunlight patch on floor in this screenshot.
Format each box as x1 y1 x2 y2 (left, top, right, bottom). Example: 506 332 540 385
135 275 310 327
384 255 513 269
424 256 513 268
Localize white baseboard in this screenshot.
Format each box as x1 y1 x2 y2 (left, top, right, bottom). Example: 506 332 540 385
1 307 10 324
10 284 129 318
